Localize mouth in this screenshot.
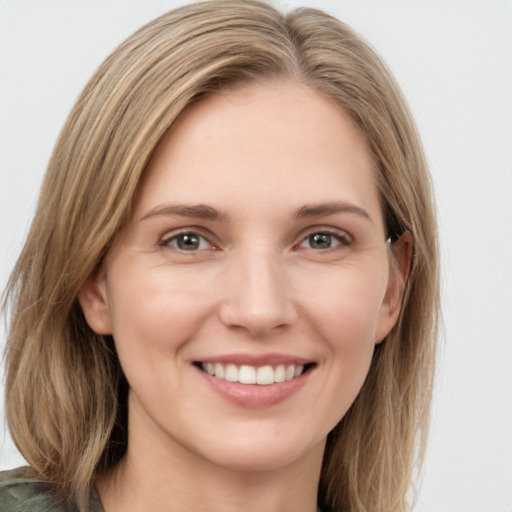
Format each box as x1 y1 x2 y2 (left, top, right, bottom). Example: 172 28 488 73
194 361 316 385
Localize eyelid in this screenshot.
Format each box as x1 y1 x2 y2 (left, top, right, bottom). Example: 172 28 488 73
157 225 353 252
159 227 218 250
295 226 353 249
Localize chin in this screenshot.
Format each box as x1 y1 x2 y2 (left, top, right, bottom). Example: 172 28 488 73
187 425 326 474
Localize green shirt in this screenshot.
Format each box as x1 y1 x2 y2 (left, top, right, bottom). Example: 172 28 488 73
0 467 104 512
1 467 332 512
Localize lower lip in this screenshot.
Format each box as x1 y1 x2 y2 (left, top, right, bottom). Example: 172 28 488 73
195 366 311 408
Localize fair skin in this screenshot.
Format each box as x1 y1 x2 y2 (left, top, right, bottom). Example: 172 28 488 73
80 81 410 512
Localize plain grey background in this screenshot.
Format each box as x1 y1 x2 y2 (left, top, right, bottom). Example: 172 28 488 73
1 1 511 511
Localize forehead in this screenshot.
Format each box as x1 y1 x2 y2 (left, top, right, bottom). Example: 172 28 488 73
133 81 382 225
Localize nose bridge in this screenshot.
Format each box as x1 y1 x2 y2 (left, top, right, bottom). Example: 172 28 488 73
219 246 297 335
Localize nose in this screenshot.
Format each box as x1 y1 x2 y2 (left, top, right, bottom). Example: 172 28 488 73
218 250 298 337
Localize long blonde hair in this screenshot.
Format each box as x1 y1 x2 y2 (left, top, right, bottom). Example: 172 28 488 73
2 1 439 511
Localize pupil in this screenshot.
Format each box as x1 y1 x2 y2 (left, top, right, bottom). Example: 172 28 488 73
178 234 200 250
311 233 331 249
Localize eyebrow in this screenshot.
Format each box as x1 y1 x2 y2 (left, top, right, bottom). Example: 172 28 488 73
293 202 371 222
140 204 228 222
140 201 371 223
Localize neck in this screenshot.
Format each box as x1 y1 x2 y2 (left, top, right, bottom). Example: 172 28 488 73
97 458 322 512
96 397 325 512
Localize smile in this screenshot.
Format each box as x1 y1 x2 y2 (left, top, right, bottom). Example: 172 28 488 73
198 362 310 385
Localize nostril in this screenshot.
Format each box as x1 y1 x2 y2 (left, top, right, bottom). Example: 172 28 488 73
218 302 298 337
217 261 299 335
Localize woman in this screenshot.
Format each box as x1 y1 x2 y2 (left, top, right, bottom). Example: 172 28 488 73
1 1 439 511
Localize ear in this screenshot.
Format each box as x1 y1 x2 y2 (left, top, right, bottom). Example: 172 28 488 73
78 269 113 335
375 231 413 344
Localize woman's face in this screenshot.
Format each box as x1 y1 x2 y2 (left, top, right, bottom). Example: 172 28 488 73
80 82 405 474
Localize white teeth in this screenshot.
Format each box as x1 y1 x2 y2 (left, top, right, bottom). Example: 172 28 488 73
239 365 256 384
256 365 274 385
200 362 307 385
215 363 225 379
274 364 286 383
225 364 239 382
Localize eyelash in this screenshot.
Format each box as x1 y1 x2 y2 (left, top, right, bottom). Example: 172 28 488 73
160 231 215 252
296 229 352 251
159 228 352 253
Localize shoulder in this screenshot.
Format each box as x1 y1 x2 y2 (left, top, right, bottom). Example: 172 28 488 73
0 467 68 512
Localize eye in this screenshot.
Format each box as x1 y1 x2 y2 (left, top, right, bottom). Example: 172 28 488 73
162 232 212 251
298 231 350 250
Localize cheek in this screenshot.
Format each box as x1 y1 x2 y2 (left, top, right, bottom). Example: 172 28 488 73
301 265 387 349
106 267 214 362
300 266 387 414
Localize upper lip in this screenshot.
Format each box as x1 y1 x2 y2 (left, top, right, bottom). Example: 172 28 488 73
194 353 313 367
